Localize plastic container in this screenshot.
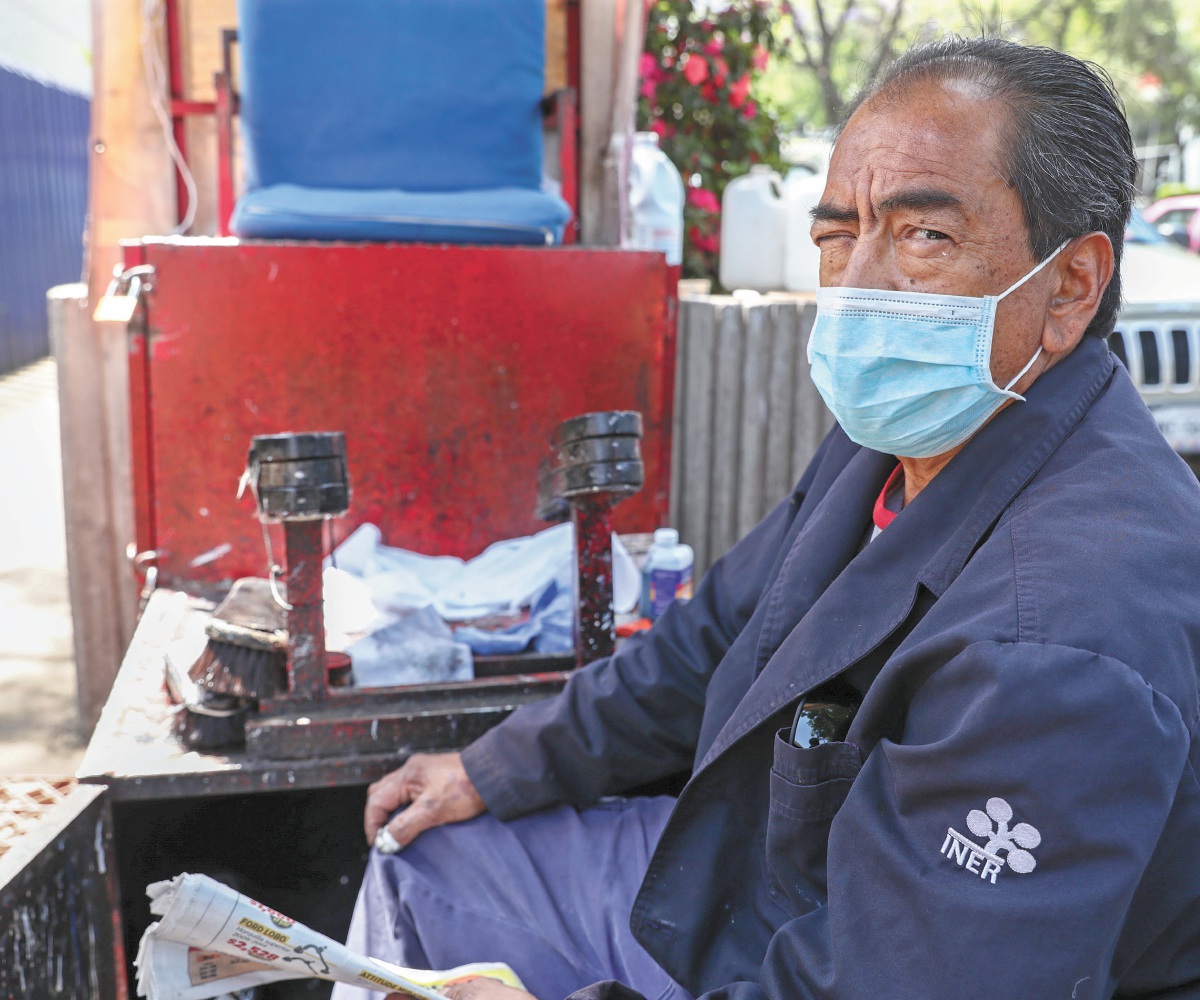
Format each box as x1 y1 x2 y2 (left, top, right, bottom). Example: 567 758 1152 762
639 527 694 620
629 132 685 266
719 165 786 291
783 168 826 293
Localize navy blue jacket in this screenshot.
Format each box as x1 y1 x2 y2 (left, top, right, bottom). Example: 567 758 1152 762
462 335 1200 999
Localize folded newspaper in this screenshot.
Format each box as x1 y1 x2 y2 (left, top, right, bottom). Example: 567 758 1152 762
136 873 524 999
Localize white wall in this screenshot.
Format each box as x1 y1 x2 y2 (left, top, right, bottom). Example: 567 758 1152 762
0 0 92 97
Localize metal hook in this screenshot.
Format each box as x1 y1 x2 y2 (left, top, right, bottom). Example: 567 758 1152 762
260 522 293 610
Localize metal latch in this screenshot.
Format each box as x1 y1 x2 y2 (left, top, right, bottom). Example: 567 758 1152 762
128 546 160 617
94 264 156 325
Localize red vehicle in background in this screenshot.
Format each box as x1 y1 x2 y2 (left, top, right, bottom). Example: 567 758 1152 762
1143 193 1200 253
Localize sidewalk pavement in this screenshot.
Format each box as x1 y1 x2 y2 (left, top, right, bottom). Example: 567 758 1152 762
0 358 85 776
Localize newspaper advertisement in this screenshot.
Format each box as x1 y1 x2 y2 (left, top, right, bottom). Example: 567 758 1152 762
136 872 524 1000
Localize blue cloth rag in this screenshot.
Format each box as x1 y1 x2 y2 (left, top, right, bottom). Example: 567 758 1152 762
453 579 574 655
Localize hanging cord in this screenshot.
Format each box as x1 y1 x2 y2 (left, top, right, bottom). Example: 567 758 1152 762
325 517 339 572
141 0 198 235
261 521 294 611
237 458 293 611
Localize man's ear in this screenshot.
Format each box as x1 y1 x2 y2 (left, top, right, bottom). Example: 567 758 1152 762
1044 231 1115 353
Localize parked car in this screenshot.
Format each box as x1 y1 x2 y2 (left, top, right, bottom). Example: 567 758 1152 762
1142 193 1200 254
1111 210 1200 476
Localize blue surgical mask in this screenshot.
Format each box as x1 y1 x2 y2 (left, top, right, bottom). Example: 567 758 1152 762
807 243 1067 458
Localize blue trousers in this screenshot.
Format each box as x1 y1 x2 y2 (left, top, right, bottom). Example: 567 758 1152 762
331 796 690 1000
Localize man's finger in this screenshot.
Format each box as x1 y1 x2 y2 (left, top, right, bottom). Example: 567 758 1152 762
363 767 421 842
363 796 392 844
441 979 535 1000
368 762 417 801
364 784 414 842
383 796 440 850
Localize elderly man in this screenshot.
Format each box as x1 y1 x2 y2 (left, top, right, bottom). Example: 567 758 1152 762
339 36 1200 1000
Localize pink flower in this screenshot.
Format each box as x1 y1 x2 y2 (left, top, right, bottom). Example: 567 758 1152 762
640 78 658 102
752 45 769 71
704 38 723 57
712 56 729 86
693 230 720 255
640 53 661 82
701 81 718 103
744 99 758 119
649 119 668 137
687 187 721 213
683 54 709 86
728 73 751 109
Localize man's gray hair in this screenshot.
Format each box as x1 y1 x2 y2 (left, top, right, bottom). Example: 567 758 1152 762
845 36 1137 339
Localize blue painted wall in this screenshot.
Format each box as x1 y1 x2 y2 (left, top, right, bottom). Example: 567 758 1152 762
0 67 89 374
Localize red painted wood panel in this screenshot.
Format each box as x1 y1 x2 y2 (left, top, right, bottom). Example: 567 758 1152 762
127 239 675 586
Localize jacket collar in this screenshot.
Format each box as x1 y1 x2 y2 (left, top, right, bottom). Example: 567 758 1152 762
696 335 1116 772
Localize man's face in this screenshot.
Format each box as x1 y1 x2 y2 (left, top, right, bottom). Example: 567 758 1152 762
811 79 1053 390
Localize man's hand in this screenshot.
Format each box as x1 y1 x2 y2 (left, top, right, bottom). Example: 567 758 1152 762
387 979 536 1000
364 751 486 850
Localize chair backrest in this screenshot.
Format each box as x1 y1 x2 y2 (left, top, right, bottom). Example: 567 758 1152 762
237 0 547 193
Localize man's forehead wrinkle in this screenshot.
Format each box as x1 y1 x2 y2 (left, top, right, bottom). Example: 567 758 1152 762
847 87 1011 175
836 129 1009 221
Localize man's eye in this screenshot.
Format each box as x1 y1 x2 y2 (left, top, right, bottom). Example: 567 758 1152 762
917 228 949 241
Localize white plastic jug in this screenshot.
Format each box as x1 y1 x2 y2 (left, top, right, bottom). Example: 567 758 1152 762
719 165 786 291
629 132 685 266
783 168 826 293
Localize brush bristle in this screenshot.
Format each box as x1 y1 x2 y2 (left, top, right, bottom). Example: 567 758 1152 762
190 640 288 699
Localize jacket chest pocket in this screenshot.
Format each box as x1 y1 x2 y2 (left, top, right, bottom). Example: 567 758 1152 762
764 728 863 915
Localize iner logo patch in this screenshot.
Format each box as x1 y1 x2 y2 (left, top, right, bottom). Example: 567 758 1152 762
940 796 1041 884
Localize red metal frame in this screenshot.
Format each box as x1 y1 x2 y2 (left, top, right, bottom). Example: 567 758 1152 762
566 0 582 242
566 0 581 98
170 99 215 116
558 90 579 244
659 263 681 468
214 73 235 237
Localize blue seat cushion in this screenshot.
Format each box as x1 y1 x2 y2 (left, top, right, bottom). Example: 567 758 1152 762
237 0 546 193
230 184 572 245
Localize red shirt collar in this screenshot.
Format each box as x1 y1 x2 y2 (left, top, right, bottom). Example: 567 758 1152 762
873 463 905 531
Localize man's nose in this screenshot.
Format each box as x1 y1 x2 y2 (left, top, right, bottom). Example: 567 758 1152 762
829 233 896 290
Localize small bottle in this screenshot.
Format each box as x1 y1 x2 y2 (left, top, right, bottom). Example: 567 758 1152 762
639 528 694 620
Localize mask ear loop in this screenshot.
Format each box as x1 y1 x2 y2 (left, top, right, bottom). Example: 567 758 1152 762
993 239 1071 398
997 239 1071 300
1001 344 1043 394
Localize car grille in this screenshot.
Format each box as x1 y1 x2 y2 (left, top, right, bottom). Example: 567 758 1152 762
1109 319 1199 393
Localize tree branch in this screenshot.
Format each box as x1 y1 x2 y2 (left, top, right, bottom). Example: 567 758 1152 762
865 0 906 84
811 0 833 49
784 1 820 72
835 0 860 40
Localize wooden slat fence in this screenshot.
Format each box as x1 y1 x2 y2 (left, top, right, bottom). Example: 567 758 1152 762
670 295 834 579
